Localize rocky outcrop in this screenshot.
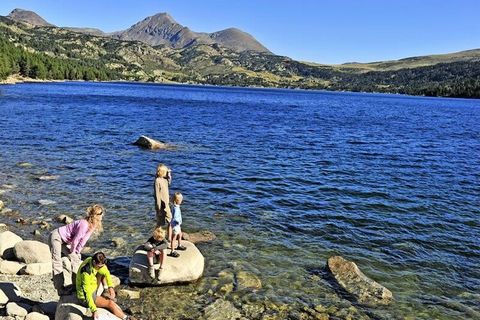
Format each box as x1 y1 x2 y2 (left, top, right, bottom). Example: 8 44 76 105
129 241 204 285
133 135 173 150
326 255 393 306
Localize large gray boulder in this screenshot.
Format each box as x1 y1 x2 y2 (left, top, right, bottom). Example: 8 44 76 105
327 255 393 306
133 135 174 150
14 240 52 264
0 231 23 257
54 295 117 320
129 241 204 285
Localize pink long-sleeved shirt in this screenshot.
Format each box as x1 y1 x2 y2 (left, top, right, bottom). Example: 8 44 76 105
58 219 94 254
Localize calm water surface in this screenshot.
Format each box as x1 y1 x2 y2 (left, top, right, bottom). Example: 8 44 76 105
0 82 479 319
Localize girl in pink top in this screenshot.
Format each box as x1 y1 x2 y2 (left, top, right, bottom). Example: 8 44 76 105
49 204 104 295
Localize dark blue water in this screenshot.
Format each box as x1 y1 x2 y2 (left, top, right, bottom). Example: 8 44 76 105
0 82 479 319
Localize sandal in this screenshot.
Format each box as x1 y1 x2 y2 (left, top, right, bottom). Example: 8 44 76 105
168 251 180 258
176 245 187 251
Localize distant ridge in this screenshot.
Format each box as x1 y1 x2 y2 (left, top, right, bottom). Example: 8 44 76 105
111 12 271 53
7 8 54 27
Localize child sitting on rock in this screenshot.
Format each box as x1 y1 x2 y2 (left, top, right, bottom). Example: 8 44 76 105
169 192 186 258
144 226 168 280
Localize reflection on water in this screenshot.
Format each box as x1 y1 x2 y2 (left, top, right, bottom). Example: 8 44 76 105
0 82 479 319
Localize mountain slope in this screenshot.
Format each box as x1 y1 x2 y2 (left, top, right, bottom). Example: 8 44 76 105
7 8 54 27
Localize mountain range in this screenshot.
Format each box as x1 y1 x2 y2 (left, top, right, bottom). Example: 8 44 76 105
1 8 479 98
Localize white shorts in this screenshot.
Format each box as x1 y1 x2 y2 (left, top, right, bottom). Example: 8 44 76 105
172 224 182 235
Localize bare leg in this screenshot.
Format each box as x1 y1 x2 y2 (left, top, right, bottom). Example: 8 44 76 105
94 296 125 319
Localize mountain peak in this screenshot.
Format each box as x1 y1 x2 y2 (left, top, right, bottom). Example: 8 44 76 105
7 8 54 27
145 12 177 25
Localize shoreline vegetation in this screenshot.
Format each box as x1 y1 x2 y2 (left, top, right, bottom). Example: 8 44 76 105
1 16 479 98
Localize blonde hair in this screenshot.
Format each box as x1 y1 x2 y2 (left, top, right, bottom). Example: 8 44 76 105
85 204 104 233
156 164 168 178
172 192 183 204
152 226 166 241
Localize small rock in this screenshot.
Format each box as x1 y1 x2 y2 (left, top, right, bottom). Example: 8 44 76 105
16 217 28 224
1 208 13 215
16 162 33 167
118 289 140 299
203 299 241 320
38 199 56 206
183 230 216 244
56 214 73 224
0 260 26 274
6 302 31 317
326 255 393 306
236 270 262 291
26 312 50 320
23 262 52 275
111 237 126 248
36 175 59 181
133 135 174 150
0 200 4 210
32 229 41 236
0 223 9 233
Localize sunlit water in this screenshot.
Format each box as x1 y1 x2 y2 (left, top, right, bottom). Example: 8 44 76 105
0 82 479 319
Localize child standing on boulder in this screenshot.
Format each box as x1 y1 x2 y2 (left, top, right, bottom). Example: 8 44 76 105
144 226 168 281
169 192 186 258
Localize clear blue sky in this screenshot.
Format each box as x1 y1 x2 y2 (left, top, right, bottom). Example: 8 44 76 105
1 0 479 64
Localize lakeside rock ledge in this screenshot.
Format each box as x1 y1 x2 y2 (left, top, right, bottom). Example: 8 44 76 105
129 241 204 285
133 135 174 150
326 255 393 306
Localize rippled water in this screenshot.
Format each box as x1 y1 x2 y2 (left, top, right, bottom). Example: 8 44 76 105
0 82 479 319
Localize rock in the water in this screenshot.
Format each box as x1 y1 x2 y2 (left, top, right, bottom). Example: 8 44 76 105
14 240 52 264
56 214 73 225
183 230 216 244
129 241 204 285
236 270 262 291
0 200 4 210
0 282 22 304
0 223 8 233
55 295 117 320
111 237 126 248
326 255 393 305
118 289 140 299
133 135 173 150
0 231 23 257
0 260 25 274
36 175 59 181
38 199 56 206
16 162 33 167
203 299 242 320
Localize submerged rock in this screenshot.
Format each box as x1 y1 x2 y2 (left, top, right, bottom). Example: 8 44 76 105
36 175 59 181
326 255 392 306
133 135 174 150
203 299 241 320
129 241 204 285
183 230 216 244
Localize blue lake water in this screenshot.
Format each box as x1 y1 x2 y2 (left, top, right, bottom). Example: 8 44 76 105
0 82 479 319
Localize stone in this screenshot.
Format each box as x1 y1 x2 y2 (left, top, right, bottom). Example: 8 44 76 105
14 240 52 264
1 208 13 215
236 270 262 291
133 135 173 150
23 262 52 275
110 274 121 287
36 175 59 181
326 256 393 306
6 302 31 317
38 199 56 206
203 299 242 320
0 200 4 210
55 295 117 320
26 312 50 320
16 162 33 167
0 231 23 257
183 230 216 244
111 237 126 248
118 289 140 299
56 214 73 225
0 282 22 304
129 241 204 285
0 223 8 233
0 260 25 274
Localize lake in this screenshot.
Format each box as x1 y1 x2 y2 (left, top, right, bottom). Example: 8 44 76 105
0 82 479 319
